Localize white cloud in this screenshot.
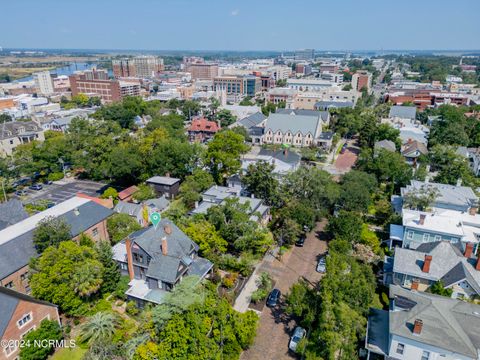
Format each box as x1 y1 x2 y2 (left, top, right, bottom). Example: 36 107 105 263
230 9 239 16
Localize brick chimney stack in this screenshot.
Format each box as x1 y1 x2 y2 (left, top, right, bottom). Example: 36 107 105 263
419 214 426 225
161 236 168 256
164 224 172 235
422 255 432 273
476 256 480 271
464 242 474 258
125 237 134 280
411 279 419 291
469 206 478 216
413 319 423 335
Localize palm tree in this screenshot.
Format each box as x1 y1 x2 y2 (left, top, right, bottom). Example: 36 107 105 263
73 262 103 297
79 312 117 344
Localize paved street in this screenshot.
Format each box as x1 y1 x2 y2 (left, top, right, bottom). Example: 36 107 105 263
241 220 328 360
20 179 108 204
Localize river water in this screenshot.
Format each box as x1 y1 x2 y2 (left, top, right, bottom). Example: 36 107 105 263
15 62 112 82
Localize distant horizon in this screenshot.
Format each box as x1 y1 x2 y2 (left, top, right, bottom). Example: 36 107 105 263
1 0 478 51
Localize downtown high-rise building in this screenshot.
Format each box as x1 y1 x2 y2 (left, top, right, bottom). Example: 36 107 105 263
33 70 54 95
113 56 164 78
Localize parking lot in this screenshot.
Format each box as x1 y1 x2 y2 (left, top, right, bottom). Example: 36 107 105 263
19 179 108 204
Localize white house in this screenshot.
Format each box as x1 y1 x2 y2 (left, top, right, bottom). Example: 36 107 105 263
366 285 480 360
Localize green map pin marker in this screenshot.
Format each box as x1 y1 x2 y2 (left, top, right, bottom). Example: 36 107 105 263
150 212 161 229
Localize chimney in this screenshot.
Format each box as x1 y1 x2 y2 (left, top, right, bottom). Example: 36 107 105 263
194 201 199 209
74 208 80 216
422 255 432 273
464 242 474 258
469 206 478 216
419 214 426 225
165 172 170 178
476 256 480 271
125 238 134 280
164 224 172 235
411 279 419 291
161 236 168 256
457 178 463 187
413 319 423 335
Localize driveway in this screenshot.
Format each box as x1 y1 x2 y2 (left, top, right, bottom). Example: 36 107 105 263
241 220 328 360
334 140 359 173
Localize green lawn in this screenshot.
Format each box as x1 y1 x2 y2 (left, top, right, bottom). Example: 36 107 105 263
50 347 87 360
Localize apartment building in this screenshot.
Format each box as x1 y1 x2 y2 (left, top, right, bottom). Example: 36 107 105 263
113 56 164 78
351 70 372 92
33 71 54 95
70 69 140 103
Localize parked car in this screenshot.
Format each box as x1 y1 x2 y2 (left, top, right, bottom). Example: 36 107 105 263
316 256 327 273
266 288 281 308
295 236 306 247
29 184 43 191
43 179 53 185
289 326 306 352
15 189 28 196
12 178 31 188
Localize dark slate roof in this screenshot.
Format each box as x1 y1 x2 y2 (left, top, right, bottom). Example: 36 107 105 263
315 100 354 109
258 148 301 165
441 262 468 288
0 286 57 338
319 131 334 140
0 201 112 280
248 126 264 136
237 112 267 129
61 201 113 237
0 230 37 279
145 197 170 212
0 199 28 230
389 105 416 120
366 308 389 355
130 219 200 284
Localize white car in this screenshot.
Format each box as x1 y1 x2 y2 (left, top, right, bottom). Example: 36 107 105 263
316 256 327 273
289 326 306 352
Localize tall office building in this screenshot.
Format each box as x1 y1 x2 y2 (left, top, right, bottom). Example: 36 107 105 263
33 71 54 95
294 49 315 61
186 63 219 80
112 56 164 78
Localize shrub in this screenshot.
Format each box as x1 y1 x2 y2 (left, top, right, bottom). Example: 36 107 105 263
251 289 268 303
114 276 130 300
126 301 139 316
222 273 238 289
48 172 64 181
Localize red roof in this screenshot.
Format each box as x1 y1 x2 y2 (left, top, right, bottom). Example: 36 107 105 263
188 118 220 133
118 185 139 200
76 193 114 209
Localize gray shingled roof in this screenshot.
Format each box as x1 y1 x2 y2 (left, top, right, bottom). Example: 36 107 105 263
0 121 43 140
0 201 113 280
401 180 478 208
114 201 142 217
374 139 396 152
0 287 57 338
264 113 321 136
276 109 330 122
61 201 113 237
315 100 354 110
389 105 417 120
145 197 170 212
130 219 200 283
237 112 266 129
393 241 480 295
258 148 301 165
146 176 180 186
0 199 28 230
388 285 480 358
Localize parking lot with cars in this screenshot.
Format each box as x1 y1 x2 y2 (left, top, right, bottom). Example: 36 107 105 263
16 179 108 205
241 220 328 360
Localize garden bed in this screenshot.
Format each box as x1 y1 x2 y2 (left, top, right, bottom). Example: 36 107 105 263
248 279 276 312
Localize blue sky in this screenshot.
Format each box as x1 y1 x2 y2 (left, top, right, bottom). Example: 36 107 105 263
1 0 479 51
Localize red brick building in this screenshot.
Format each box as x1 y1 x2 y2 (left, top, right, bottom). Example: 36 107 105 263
0 287 60 360
187 118 220 143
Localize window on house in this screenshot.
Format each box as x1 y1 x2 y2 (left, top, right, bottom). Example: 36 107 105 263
20 271 28 281
92 227 99 237
120 263 128 271
423 233 430 242
4 342 16 355
421 351 430 360
18 313 32 327
434 235 441 241
396 343 404 355
407 231 414 240
5 281 13 288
